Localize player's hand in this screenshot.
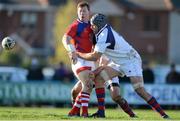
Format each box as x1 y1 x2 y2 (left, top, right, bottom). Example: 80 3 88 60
68 52 78 64
93 66 105 76
89 71 95 80
76 52 83 58
99 56 110 66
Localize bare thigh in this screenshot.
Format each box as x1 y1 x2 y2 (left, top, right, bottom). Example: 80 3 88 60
77 70 93 93
103 66 120 79
94 74 105 88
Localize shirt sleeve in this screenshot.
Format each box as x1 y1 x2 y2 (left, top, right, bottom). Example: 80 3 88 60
94 28 110 53
65 23 77 38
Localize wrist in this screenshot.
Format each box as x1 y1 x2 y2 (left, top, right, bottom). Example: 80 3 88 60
67 44 75 52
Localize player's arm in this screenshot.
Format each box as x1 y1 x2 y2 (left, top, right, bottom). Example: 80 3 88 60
62 34 75 53
62 23 77 53
77 51 102 61
62 34 77 64
62 23 78 64
78 28 109 61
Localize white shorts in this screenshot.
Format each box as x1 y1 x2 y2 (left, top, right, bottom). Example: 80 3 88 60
71 57 95 78
108 52 143 77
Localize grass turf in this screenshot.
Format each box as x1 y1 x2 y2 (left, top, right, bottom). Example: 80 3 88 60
0 107 179 121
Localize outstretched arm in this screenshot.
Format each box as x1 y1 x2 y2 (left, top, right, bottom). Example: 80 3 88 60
77 51 102 61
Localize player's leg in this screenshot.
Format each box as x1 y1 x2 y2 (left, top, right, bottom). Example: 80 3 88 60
68 58 94 117
91 65 121 117
92 64 170 118
68 70 93 117
68 81 82 116
93 64 121 117
130 76 169 119
71 81 82 104
69 70 93 117
108 77 136 117
124 54 169 119
90 74 106 118
77 70 94 117
90 65 123 118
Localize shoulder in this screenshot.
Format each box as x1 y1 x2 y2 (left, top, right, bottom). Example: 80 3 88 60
69 20 79 29
66 20 79 33
97 28 108 38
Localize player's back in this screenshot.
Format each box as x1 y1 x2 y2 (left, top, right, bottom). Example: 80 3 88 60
111 26 133 53
96 25 138 64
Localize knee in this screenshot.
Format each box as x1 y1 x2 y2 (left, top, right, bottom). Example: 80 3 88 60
84 80 93 92
132 81 144 90
94 76 104 86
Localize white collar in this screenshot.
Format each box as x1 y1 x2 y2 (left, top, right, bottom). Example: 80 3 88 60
77 19 89 24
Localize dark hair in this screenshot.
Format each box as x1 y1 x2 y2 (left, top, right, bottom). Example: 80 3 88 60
77 1 90 11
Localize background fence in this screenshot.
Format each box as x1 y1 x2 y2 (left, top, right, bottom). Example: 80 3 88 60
0 81 179 106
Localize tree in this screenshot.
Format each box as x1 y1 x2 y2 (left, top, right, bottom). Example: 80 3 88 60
52 0 76 66
0 50 22 66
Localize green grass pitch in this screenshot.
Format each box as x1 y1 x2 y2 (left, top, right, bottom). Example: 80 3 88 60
0 107 179 121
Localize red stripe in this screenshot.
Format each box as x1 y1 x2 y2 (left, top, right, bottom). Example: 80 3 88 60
81 100 89 103
121 103 128 110
149 99 155 105
82 107 88 114
76 101 81 105
81 95 90 98
96 88 105 94
154 104 160 109
98 98 104 102
99 106 105 110
76 67 91 74
72 106 80 111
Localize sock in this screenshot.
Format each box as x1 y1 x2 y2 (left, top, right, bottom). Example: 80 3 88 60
81 92 90 116
147 96 166 116
69 93 81 115
95 88 105 115
119 98 135 117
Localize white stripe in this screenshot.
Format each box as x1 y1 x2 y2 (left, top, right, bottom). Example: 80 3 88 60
81 93 90 97
81 98 90 101
81 103 88 107
74 103 81 108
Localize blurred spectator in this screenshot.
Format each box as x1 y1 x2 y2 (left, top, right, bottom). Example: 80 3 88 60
142 61 155 83
42 67 55 81
166 63 180 84
53 62 75 83
27 58 43 81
